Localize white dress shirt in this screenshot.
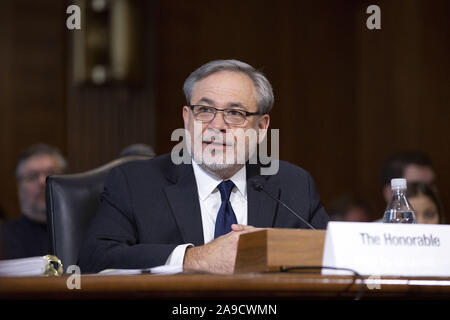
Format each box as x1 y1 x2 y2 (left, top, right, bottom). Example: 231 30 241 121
165 161 248 266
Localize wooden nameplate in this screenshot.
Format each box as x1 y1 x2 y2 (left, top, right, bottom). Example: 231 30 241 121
234 228 326 273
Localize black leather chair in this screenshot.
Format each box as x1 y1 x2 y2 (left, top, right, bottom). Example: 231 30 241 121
46 155 151 271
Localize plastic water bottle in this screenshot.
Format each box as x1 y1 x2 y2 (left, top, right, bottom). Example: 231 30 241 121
382 178 416 223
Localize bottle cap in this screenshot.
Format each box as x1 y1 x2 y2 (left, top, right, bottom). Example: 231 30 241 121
391 178 407 190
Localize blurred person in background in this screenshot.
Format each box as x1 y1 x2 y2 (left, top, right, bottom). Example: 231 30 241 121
0 144 67 260
407 182 445 224
328 195 373 222
381 151 436 204
120 143 155 158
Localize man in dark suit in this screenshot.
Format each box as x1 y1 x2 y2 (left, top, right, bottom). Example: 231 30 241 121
79 60 329 274
0 144 67 259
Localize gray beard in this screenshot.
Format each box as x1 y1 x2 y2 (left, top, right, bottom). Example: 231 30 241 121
22 205 47 224
198 162 244 180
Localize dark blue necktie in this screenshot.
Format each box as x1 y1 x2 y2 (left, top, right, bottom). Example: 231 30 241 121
214 180 237 239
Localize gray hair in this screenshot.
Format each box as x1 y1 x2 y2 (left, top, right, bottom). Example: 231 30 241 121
16 143 68 180
183 59 274 114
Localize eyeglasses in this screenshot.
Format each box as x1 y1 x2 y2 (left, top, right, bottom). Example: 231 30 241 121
19 168 62 183
188 105 262 125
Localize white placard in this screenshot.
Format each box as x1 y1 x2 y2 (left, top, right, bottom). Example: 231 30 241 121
322 222 450 277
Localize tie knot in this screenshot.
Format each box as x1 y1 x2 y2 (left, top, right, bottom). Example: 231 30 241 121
217 180 235 202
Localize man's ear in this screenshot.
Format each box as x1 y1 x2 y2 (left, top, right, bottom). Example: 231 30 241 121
257 114 270 143
258 114 270 130
182 106 190 127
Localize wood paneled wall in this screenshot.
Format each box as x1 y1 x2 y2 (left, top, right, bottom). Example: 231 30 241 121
1 0 449 223
66 1 158 172
154 0 450 221
0 1 66 219
354 0 450 217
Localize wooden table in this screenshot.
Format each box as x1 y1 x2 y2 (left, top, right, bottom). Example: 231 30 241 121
1 273 450 300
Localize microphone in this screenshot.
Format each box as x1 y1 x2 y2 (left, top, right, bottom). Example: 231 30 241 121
254 182 316 230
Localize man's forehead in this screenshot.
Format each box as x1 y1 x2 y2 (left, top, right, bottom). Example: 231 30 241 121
197 96 247 109
191 71 257 108
22 154 61 171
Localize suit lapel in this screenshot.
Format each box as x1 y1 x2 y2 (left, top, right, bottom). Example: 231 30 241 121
163 160 279 243
164 163 204 246
246 164 279 228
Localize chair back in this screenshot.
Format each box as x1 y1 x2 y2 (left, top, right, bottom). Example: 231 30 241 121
46 156 150 271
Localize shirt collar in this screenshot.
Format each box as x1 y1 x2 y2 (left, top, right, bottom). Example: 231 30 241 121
192 161 247 201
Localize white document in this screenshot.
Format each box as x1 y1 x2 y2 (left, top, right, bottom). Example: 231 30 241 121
322 222 450 277
97 265 183 276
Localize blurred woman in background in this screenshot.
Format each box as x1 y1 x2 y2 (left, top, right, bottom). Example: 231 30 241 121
407 182 445 224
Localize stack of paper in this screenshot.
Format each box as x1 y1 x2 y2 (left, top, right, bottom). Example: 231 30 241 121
0 255 63 277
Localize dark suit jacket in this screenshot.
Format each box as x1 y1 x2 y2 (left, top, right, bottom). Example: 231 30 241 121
78 153 329 273
0 216 48 260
